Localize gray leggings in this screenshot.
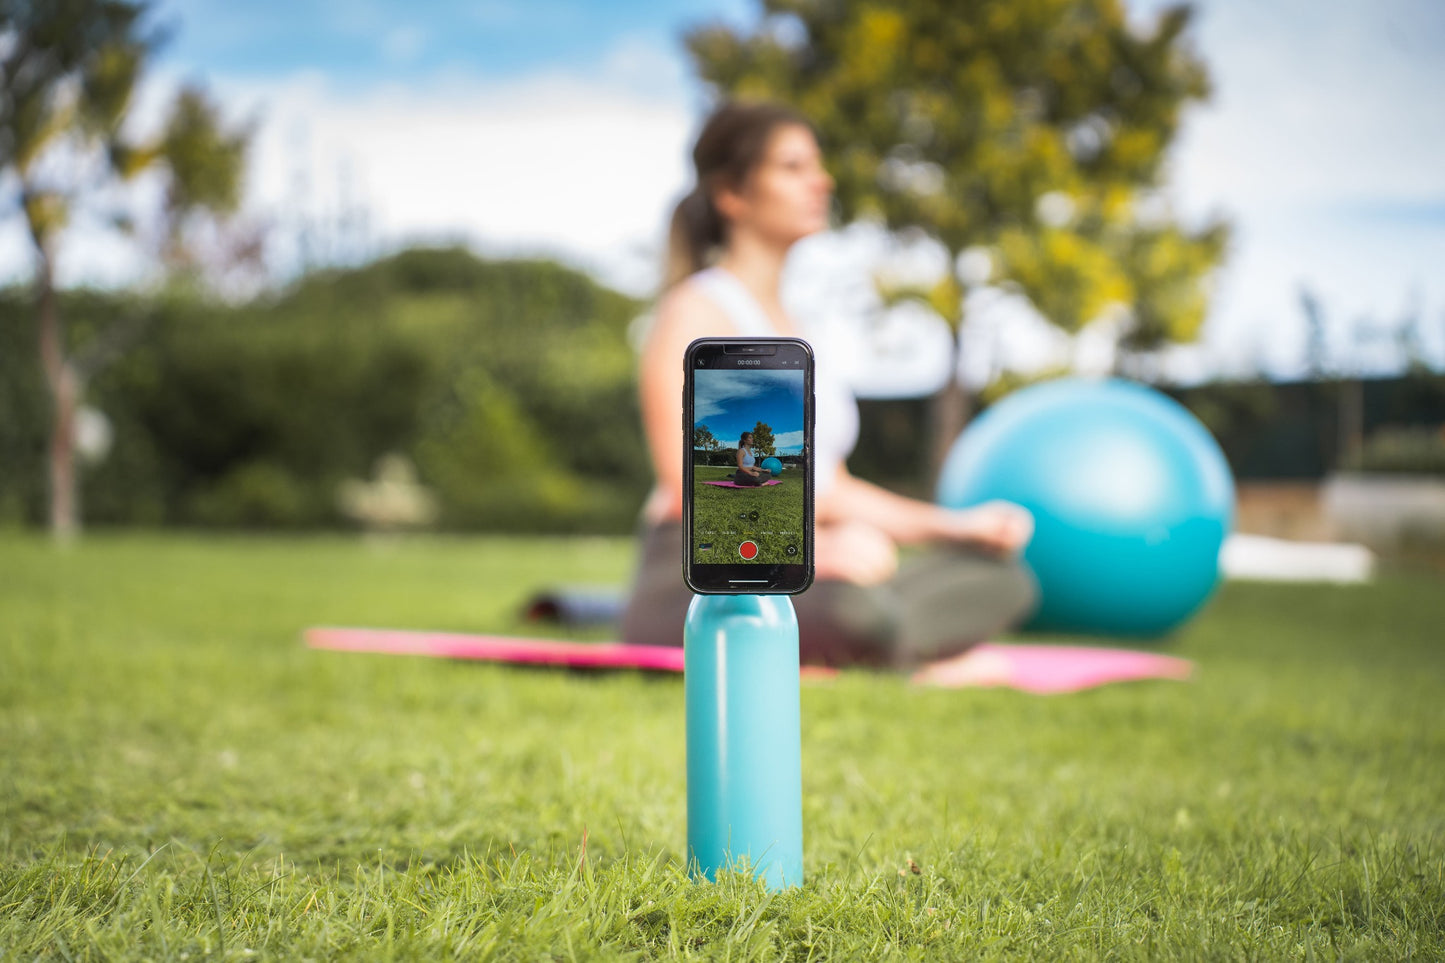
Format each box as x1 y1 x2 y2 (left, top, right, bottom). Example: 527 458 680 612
619 522 1037 669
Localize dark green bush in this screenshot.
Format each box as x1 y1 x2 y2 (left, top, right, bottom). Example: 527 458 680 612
0 248 650 533
1346 426 1445 475
0 301 47 526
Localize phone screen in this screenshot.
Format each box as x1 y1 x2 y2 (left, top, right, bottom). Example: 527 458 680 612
684 338 814 594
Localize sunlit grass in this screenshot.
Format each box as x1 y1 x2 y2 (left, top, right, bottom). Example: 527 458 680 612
691 465 804 564
1 533 1442 959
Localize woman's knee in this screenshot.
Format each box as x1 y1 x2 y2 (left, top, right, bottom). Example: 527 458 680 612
794 580 899 667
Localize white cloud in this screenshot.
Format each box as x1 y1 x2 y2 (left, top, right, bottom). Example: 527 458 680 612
224 52 696 292
0 36 698 294
6 3 1442 387
703 429 803 453
772 429 804 453
1169 0 1445 214
1142 0 1445 377
693 368 802 422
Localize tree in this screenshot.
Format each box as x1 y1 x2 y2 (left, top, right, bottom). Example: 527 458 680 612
1 0 248 540
693 424 719 450
751 420 776 456
685 0 1227 473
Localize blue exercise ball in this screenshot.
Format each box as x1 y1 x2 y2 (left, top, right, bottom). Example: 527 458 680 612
937 378 1235 636
762 457 783 475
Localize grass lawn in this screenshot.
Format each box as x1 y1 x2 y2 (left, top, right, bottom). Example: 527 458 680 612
1 533 1442 960
691 466 804 564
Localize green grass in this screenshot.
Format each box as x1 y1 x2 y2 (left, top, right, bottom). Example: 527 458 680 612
691 466 804 564
1 533 1443 960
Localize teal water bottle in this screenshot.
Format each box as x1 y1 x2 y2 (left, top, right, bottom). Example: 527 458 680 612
684 593 804 890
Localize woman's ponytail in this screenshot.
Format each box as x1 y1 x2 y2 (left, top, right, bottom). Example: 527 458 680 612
659 100 814 293
663 186 723 291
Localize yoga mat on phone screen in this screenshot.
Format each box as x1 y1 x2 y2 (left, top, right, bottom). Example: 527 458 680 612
701 479 783 488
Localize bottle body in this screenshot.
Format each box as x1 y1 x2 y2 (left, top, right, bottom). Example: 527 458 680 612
684 593 804 890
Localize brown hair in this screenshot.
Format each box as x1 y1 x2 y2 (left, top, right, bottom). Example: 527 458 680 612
662 100 814 290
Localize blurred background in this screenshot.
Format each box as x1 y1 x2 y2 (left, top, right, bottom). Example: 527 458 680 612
3 0 1443 560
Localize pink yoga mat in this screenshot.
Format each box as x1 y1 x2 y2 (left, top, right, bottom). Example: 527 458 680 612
910 642 1193 694
306 626 686 671
305 628 1192 693
702 479 782 488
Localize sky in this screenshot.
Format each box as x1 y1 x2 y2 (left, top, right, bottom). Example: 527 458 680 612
2 0 1443 386
694 368 806 453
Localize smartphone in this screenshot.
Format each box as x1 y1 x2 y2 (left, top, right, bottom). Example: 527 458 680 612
683 337 814 595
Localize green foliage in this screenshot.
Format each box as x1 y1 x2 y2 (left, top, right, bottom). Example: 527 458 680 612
686 0 1228 346
750 419 776 456
694 447 739 467
0 305 47 523
159 86 248 215
1116 221 1229 351
0 534 1443 958
1 0 248 240
1347 426 1445 476
186 460 313 527
2 0 252 537
0 248 650 532
693 424 719 450
0 0 145 173
978 363 1075 404
1167 375 1445 480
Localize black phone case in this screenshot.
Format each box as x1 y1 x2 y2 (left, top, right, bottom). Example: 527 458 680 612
682 337 815 595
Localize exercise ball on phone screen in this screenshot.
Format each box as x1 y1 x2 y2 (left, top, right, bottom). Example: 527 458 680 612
936 378 1235 636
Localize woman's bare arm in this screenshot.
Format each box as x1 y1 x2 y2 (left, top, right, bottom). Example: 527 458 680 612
818 465 1032 554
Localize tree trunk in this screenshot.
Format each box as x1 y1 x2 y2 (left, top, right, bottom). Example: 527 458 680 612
926 341 972 489
36 248 80 542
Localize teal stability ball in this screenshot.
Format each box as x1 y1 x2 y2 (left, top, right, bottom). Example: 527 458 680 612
762 457 783 475
936 378 1235 636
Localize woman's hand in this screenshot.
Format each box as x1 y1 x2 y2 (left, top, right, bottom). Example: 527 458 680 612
821 468 1033 553
933 501 1034 556
815 521 899 586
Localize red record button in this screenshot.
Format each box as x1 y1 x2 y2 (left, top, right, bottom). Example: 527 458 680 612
738 540 759 560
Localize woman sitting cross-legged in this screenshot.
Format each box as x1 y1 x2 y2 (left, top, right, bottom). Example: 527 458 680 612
621 100 1038 668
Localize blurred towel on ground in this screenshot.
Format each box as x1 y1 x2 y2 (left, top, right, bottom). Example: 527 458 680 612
1220 533 1374 583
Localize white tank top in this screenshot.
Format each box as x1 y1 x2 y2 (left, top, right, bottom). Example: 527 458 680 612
691 267 860 496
